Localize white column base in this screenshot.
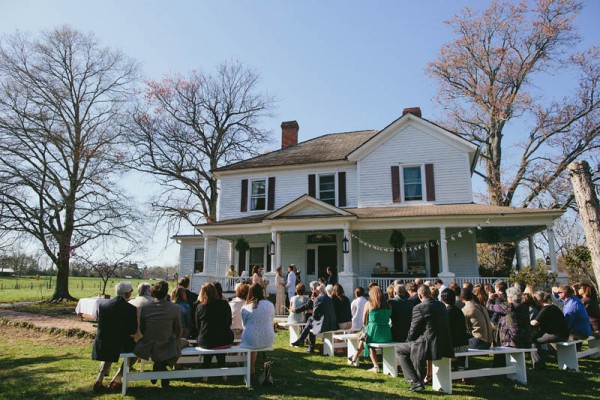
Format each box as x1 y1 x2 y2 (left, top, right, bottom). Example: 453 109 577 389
437 272 456 284
264 271 277 294
337 272 357 293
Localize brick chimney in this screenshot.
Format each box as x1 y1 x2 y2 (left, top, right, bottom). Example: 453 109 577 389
402 107 422 118
281 120 299 149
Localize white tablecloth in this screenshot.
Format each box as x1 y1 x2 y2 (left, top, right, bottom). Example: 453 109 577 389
75 297 111 320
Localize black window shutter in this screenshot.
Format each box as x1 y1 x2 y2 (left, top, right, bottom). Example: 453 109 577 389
240 179 248 212
391 166 401 203
338 172 346 207
308 174 316 197
267 177 276 210
425 164 436 201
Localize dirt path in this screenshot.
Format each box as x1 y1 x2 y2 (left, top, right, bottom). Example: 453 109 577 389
0 308 97 333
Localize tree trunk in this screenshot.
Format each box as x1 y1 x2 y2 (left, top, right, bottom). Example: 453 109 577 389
568 161 600 288
50 245 77 302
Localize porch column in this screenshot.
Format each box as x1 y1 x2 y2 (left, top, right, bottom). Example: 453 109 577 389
276 232 282 269
202 235 210 276
546 224 558 273
270 230 277 273
528 236 537 268
402 246 408 273
343 227 352 274
437 228 455 283
515 242 522 271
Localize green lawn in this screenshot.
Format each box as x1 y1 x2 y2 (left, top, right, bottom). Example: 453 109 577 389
1 322 599 400
0 276 178 303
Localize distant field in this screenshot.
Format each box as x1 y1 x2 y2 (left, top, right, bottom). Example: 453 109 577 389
0 276 178 303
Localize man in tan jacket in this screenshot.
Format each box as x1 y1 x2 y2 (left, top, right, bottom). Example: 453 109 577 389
461 288 493 349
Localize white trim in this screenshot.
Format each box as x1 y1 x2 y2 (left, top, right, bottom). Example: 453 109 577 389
249 178 268 212
317 172 337 206
400 164 427 203
213 160 353 178
265 194 353 219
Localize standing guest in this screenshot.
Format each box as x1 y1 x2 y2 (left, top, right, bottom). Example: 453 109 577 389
349 286 393 372
172 287 191 339
578 283 600 337
441 288 469 371
552 285 592 339
388 284 414 342
396 285 454 393
325 266 337 285
332 284 353 330
134 280 182 388
92 281 137 392
226 264 238 277
252 265 264 286
461 289 493 349
129 282 153 342
285 265 297 307
230 283 249 340
275 266 286 315
196 283 234 375
530 291 569 369
351 287 368 331
406 282 421 306
241 283 276 378
288 283 309 324
488 280 508 326
291 283 337 353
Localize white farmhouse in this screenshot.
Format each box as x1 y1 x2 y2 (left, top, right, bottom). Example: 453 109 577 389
174 108 563 293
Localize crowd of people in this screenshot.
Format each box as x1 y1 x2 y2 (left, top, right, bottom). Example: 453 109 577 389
91 267 600 394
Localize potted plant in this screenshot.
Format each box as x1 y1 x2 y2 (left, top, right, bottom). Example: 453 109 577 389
235 237 250 253
389 230 405 250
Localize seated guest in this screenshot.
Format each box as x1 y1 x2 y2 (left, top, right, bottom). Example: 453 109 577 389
332 284 353 330
129 282 153 341
396 285 453 392
196 283 234 375
388 284 414 342
230 283 249 340
578 283 600 338
134 280 182 388
350 287 368 331
349 285 392 372
288 283 309 324
92 281 137 392
530 291 569 369
552 285 592 339
178 276 198 337
241 283 276 377
172 287 191 339
487 280 508 326
448 283 464 309
521 292 539 321
441 288 469 371
406 282 420 306
461 288 493 349
291 283 337 353
291 280 318 323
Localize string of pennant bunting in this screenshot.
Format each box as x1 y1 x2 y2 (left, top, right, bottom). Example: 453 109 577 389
351 218 492 253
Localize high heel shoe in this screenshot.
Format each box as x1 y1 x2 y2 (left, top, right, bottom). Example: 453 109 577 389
348 353 360 366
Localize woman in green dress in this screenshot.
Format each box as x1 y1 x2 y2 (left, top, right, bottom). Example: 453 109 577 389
349 285 392 372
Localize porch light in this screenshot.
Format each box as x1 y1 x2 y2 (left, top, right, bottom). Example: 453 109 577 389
342 236 350 254
268 239 275 256
545 255 551 266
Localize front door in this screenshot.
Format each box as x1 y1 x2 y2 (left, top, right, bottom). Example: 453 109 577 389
317 245 337 281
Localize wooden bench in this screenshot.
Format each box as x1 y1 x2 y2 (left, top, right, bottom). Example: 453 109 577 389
555 336 600 371
120 345 273 395
432 347 537 394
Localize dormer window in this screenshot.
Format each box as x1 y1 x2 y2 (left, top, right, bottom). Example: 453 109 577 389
319 174 336 206
250 179 266 211
402 166 423 201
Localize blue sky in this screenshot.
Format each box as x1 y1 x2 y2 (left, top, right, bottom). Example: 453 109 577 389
2 1 598 266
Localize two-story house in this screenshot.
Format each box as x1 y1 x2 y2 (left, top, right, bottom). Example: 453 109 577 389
175 108 564 293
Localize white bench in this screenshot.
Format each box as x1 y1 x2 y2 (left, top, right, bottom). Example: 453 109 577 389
318 329 356 356
120 345 273 395
277 322 307 345
555 336 600 371
367 342 403 377
333 333 361 364
432 347 536 394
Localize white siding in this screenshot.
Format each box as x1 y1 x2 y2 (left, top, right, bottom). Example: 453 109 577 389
446 229 478 276
358 124 472 207
219 166 357 221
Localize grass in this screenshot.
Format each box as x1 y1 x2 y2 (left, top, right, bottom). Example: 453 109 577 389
1 323 600 400
0 276 178 303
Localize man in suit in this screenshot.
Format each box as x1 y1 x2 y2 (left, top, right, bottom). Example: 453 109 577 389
388 284 414 342
291 283 337 353
396 285 454 392
92 281 138 392
134 280 182 388
406 282 421 306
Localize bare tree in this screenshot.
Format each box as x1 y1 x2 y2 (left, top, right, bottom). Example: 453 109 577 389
0 26 142 301
74 247 139 296
427 0 600 268
128 62 275 230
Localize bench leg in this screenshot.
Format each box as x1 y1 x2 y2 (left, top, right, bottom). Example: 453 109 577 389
380 347 398 378
505 352 527 384
245 351 251 388
557 345 579 371
347 339 359 365
323 332 334 356
589 338 600 360
122 357 129 396
289 326 301 345
432 358 452 394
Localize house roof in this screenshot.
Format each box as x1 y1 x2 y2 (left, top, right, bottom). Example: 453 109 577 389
213 130 378 172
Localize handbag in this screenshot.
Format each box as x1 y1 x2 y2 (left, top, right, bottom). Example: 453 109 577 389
258 361 274 386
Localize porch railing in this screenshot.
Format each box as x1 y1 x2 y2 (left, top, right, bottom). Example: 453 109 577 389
357 276 509 289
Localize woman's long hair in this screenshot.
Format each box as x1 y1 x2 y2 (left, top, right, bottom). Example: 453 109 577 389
368 286 388 309
199 283 218 305
247 283 264 309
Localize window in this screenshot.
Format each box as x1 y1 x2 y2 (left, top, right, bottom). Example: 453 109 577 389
306 249 316 275
194 248 204 273
403 166 423 201
249 247 265 268
406 243 426 274
319 174 336 205
250 179 266 211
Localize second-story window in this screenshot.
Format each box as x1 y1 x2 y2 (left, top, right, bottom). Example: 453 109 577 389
403 166 423 201
319 174 336 205
250 179 266 210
